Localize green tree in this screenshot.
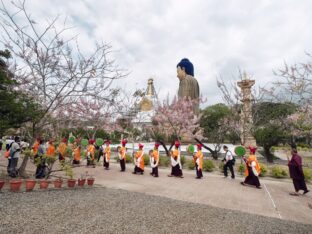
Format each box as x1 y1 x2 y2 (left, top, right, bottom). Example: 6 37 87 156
0 49 43 136
253 102 296 162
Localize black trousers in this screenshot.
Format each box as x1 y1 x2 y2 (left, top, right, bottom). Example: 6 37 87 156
59 153 65 162
134 166 144 174
73 160 80 165
224 161 235 178
103 157 109 169
244 167 260 187
120 158 126 171
152 166 159 177
97 151 103 162
196 165 203 178
8 158 18 178
171 164 183 177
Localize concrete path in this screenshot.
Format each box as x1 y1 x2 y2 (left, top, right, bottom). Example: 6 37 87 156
71 162 312 225
1 156 311 225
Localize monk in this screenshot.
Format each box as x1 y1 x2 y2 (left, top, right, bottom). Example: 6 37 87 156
32 138 40 158
177 58 200 112
133 143 144 175
118 139 127 172
168 140 183 178
241 146 261 189
103 140 111 170
46 140 55 157
288 145 309 196
58 138 67 162
150 142 160 177
73 145 81 165
193 144 203 179
87 139 96 167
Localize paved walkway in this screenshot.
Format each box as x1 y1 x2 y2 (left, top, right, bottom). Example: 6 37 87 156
1 157 311 225
70 162 312 225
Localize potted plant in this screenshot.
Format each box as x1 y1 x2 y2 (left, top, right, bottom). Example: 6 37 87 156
78 174 86 187
87 176 95 186
65 165 76 188
53 178 63 188
25 179 36 192
10 179 22 192
0 179 5 191
39 179 49 189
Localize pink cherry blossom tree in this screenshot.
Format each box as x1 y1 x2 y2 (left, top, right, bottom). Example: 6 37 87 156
149 96 203 155
0 0 126 139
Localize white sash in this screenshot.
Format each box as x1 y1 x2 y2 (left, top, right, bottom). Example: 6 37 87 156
136 151 143 167
171 151 181 168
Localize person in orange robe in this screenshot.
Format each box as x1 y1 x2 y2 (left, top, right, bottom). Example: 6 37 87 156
133 143 145 175
150 142 160 177
32 138 40 158
118 139 127 172
46 140 56 157
241 146 261 189
58 138 67 161
87 139 96 167
103 140 111 170
168 140 183 178
73 145 81 165
193 144 203 179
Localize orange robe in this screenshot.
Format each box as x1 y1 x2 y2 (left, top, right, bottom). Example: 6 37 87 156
58 142 67 157
104 146 111 161
135 149 144 170
194 150 203 170
87 144 96 160
73 147 81 161
33 141 39 155
46 144 55 157
119 146 126 160
245 155 260 176
152 149 159 166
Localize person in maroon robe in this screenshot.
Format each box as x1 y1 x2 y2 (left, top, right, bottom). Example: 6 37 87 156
288 146 309 196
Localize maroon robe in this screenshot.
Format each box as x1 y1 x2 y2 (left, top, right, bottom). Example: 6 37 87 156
288 153 308 192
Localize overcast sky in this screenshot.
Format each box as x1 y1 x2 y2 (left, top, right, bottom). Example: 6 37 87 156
3 0 312 106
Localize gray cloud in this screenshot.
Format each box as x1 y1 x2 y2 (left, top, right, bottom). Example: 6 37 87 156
3 0 312 106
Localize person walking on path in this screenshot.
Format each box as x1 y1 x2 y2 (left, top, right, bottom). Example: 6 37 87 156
288 145 309 196
241 146 261 189
118 139 127 172
168 140 183 178
58 138 67 162
103 140 111 170
150 142 160 177
8 136 21 178
133 143 144 175
222 145 235 179
193 144 203 179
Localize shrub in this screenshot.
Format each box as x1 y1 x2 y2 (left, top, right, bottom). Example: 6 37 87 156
237 163 245 175
125 154 133 163
180 155 186 166
187 160 195 170
143 155 150 166
203 159 215 172
271 166 288 178
259 163 267 177
218 162 224 172
159 156 170 167
114 154 133 163
303 168 312 183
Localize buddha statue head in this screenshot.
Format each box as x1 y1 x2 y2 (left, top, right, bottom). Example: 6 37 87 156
177 58 194 80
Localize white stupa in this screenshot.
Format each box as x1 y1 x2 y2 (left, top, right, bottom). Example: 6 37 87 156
132 78 157 130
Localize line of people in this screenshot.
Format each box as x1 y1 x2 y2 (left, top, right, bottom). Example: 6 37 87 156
3 136 309 196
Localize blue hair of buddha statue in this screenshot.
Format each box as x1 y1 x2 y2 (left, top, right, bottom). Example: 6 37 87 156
177 58 194 76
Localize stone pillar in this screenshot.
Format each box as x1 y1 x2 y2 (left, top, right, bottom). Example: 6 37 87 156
237 73 257 147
